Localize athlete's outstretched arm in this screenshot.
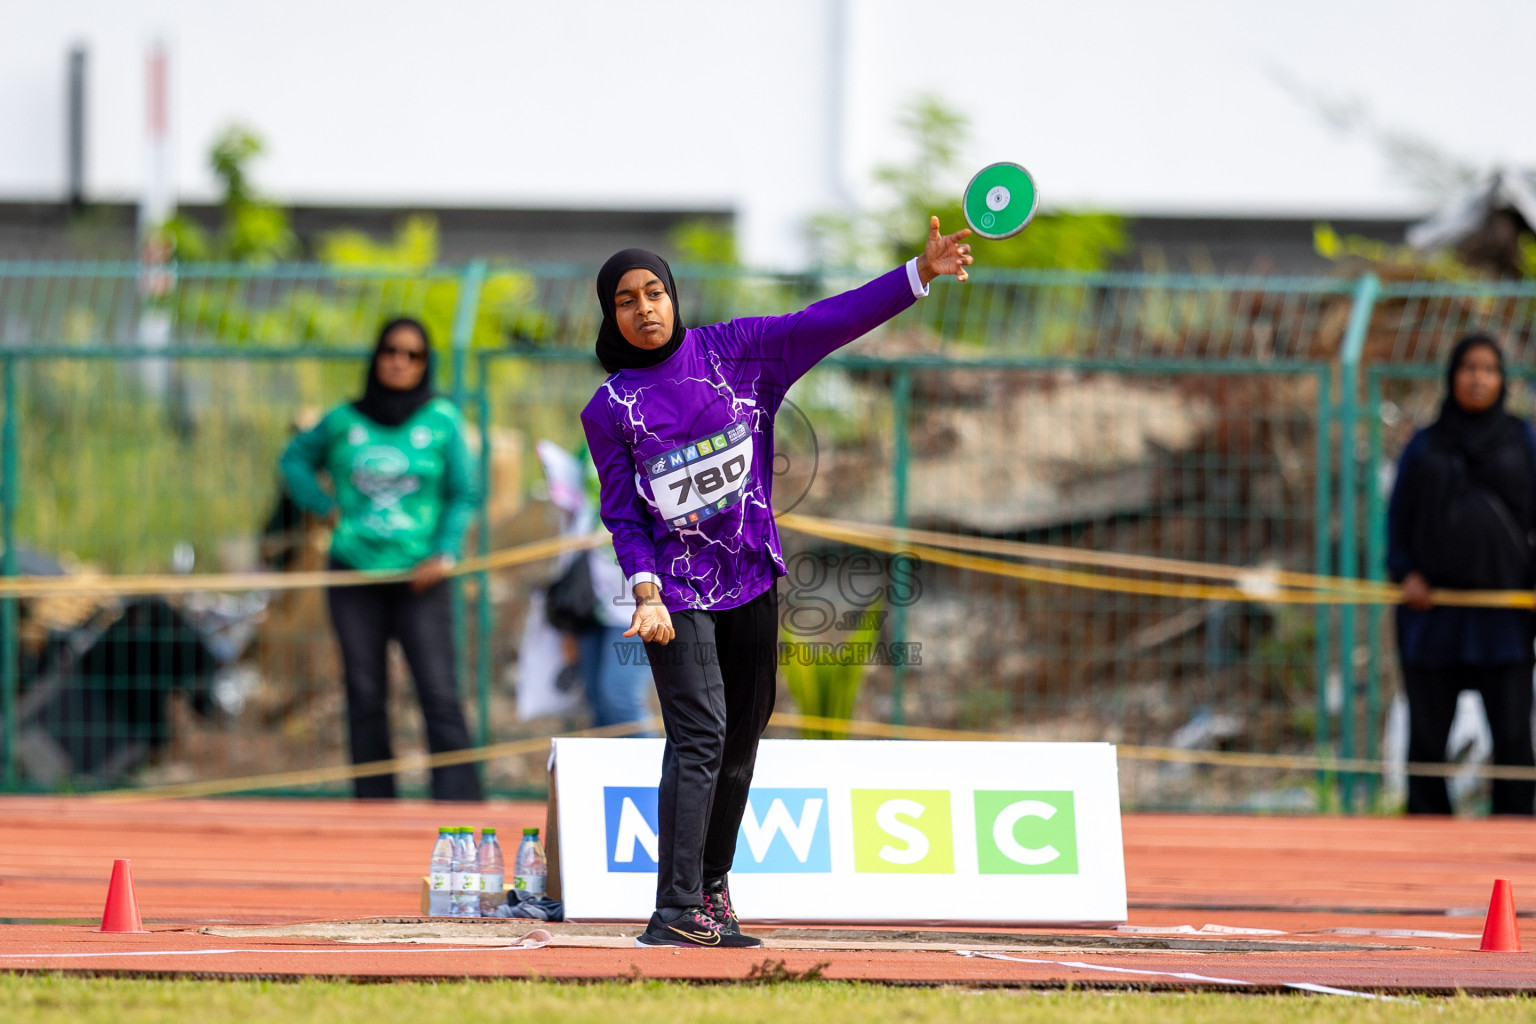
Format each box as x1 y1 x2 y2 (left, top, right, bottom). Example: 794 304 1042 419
728 216 972 386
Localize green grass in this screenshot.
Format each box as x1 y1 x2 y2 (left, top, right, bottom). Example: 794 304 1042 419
3 975 1533 1024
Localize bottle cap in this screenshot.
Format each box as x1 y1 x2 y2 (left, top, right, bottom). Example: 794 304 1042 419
482 827 496 835
523 827 539 836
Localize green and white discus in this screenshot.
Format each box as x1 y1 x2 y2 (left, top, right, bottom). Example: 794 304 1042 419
962 162 1039 240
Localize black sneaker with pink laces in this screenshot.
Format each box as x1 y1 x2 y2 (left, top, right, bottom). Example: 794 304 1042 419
703 876 763 948
635 906 727 947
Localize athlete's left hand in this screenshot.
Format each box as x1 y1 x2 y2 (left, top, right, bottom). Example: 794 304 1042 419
915 216 974 285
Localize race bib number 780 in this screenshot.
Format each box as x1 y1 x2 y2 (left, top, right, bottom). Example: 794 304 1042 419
645 422 754 530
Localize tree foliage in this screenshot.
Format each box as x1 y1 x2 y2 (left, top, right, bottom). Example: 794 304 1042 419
153 124 544 351
669 218 739 267
164 125 298 263
810 94 1128 272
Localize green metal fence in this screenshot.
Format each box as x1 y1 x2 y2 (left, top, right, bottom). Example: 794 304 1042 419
0 260 503 796
0 260 1529 811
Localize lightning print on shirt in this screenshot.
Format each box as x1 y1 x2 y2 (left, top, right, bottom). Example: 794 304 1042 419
581 264 921 612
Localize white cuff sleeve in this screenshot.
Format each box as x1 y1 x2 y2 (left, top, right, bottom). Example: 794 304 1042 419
905 257 930 298
626 572 662 595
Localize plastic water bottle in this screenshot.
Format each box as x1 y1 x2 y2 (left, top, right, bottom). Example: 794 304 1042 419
445 827 466 916
428 827 454 917
512 827 547 898
452 827 481 917
476 828 505 917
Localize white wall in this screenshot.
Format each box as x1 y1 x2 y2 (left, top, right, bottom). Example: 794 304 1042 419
3 0 1534 267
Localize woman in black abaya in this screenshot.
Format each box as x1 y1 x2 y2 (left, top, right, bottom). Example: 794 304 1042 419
1387 334 1536 815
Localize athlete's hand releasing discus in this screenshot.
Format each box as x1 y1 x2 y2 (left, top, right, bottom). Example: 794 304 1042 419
581 218 971 949
917 215 974 283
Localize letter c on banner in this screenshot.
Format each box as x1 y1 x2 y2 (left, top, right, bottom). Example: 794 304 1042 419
992 799 1059 866
875 798 930 864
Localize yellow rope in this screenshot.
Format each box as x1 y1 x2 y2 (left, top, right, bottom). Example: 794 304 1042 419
0 514 1527 608
778 514 1536 609
95 712 1536 802
775 713 1536 781
97 716 663 802
0 532 610 597
781 513 1391 593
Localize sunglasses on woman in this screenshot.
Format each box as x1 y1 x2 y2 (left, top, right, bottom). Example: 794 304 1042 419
381 345 427 363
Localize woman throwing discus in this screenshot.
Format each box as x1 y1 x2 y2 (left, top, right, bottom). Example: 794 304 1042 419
581 217 973 948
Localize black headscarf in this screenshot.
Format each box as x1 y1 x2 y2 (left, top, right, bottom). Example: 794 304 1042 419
1431 334 1523 464
594 248 685 373
353 316 435 427
1403 333 1535 589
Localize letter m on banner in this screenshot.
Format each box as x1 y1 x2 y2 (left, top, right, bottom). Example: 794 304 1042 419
732 788 831 873
603 787 659 872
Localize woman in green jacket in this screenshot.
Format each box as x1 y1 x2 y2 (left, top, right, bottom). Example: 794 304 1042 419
280 317 482 801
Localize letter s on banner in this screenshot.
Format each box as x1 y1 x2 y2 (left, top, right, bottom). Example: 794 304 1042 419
876 799 930 865
852 789 954 874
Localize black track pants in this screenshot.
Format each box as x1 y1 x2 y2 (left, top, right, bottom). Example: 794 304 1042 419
644 585 779 909
327 575 483 802
1403 661 1535 816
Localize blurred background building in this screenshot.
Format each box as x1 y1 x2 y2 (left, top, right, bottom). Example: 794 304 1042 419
3 0 1533 270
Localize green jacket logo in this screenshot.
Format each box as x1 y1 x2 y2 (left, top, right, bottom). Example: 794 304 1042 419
351 446 421 510
850 789 1078 875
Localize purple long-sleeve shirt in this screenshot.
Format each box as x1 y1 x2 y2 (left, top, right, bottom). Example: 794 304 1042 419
581 264 921 612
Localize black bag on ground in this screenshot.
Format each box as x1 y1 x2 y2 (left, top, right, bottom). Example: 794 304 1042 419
545 555 601 632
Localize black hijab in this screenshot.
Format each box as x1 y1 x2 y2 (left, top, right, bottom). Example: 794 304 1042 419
354 316 435 427
1430 334 1523 465
594 248 685 373
1404 333 1535 589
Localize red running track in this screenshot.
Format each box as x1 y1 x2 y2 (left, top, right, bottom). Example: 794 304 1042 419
2 796 1534 992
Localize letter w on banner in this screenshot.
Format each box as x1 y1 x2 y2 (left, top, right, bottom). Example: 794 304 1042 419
735 789 831 872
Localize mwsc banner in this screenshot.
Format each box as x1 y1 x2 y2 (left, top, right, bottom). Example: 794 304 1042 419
551 738 1126 925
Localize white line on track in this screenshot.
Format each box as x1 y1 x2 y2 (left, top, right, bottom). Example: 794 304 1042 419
1308 928 1480 940
956 950 1403 1000
0 943 547 959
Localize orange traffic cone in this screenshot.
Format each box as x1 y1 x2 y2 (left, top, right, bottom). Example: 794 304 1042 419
96 858 147 933
1478 879 1522 952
